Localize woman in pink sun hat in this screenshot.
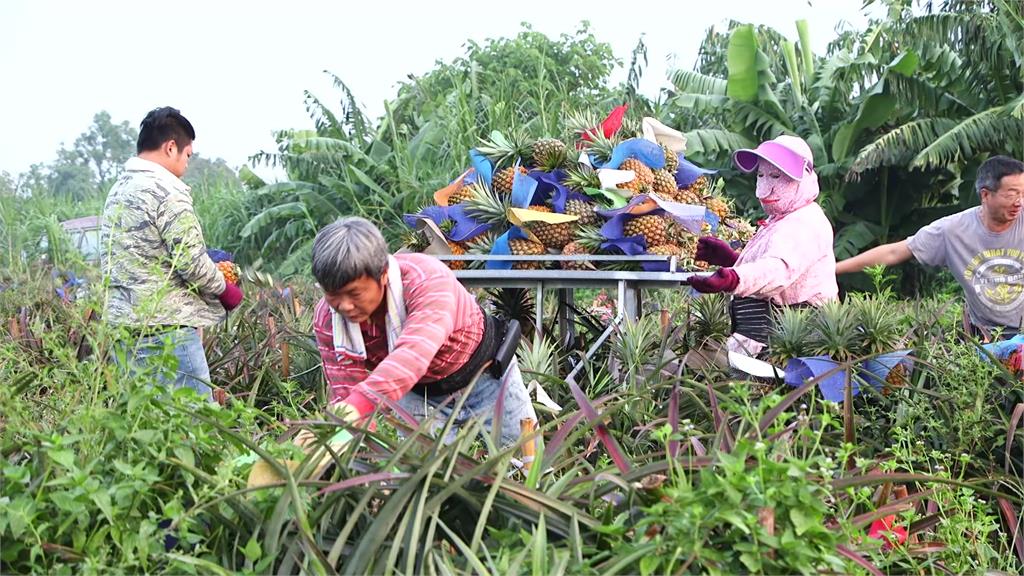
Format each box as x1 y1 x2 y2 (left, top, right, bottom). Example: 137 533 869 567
684 135 838 353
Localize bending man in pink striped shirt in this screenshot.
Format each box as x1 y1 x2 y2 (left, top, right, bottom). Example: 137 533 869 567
310 217 537 448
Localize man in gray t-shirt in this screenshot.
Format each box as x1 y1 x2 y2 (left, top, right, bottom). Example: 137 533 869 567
836 155 1024 338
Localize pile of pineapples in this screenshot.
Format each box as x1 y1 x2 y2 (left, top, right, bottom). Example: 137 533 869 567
403 111 757 271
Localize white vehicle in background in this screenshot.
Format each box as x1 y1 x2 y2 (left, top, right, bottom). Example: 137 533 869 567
57 215 102 264
38 215 102 265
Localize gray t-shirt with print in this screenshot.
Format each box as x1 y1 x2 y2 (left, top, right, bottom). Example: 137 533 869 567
907 206 1024 330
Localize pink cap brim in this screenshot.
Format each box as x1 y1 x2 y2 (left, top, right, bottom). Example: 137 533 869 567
733 141 811 181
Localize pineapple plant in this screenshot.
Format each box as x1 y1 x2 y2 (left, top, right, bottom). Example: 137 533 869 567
768 306 815 367
809 301 860 364
509 238 547 270
651 169 677 197
493 165 529 196
662 143 679 173
617 158 654 195
563 164 601 192
523 205 575 250
623 214 670 248
853 294 908 391
531 138 569 171
688 292 732 348
217 261 241 285
564 198 599 226
561 225 605 270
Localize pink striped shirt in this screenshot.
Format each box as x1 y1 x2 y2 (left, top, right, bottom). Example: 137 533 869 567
313 253 484 416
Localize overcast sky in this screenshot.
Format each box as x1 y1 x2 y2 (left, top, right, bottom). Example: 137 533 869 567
1 1 875 180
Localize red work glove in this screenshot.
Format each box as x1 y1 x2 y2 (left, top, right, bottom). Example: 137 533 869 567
695 236 739 267
685 268 739 294
219 282 243 311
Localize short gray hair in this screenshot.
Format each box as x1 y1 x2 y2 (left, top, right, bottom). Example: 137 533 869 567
311 217 389 292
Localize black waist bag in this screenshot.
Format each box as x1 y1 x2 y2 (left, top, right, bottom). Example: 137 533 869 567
410 313 521 398
730 296 812 345
730 296 775 345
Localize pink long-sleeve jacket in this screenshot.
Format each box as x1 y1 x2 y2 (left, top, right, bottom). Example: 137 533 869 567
731 171 838 306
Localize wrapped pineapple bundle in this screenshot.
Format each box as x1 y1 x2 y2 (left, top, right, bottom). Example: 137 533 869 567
402 105 756 271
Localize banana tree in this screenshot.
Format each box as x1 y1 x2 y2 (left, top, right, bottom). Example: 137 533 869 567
663 2 1022 266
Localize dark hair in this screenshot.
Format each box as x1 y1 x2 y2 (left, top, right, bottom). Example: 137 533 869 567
136 107 196 154
977 155 1024 196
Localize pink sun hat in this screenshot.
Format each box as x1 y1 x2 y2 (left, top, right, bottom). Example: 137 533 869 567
733 135 814 181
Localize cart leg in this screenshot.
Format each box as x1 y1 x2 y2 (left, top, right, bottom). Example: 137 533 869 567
557 288 576 349
535 281 544 340
620 281 640 322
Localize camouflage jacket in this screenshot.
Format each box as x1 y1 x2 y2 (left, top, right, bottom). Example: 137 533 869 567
100 157 227 328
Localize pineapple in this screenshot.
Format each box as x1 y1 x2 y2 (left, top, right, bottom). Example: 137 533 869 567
493 165 529 196
477 128 533 169
662 143 679 173
446 241 468 271
623 214 670 248
689 175 712 197
447 184 477 205
523 205 575 249
651 169 677 197
509 239 547 270
564 198 599 226
617 158 654 195
705 193 731 220
217 261 241 284
647 243 685 269
532 138 569 171
768 306 814 367
561 225 605 270
723 218 757 244
464 232 497 270
563 164 602 192
674 187 703 206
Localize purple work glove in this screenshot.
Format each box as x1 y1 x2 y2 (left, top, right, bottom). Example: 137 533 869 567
219 282 244 311
685 268 739 294
695 236 739 267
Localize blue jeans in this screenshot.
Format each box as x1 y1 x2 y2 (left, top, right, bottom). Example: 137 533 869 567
122 327 214 401
396 357 537 448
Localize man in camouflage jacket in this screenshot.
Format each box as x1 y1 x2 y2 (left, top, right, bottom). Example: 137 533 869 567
101 107 243 400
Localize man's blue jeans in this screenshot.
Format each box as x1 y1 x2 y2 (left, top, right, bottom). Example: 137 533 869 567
122 327 214 401
396 357 537 448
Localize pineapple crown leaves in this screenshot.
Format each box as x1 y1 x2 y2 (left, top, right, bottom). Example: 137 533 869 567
477 128 533 169
463 181 511 225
